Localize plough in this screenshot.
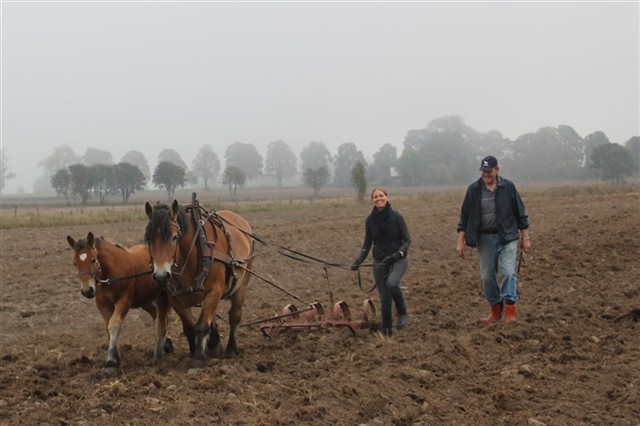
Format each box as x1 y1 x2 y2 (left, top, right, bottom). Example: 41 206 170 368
254 266 377 337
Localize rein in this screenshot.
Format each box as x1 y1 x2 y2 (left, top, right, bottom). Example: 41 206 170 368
96 270 154 286
212 208 380 294
517 250 527 274
80 266 153 286
170 220 200 277
355 268 377 293
214 212 353 270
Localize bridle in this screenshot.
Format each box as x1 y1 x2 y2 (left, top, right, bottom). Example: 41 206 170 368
78 256 102 281
149 218 200 278
77 252 152 286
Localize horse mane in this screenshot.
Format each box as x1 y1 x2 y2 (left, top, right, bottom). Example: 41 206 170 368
144 203 189 245
95 236 127 251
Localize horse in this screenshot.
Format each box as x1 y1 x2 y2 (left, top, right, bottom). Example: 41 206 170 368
144 198 254 369
66 232 173 373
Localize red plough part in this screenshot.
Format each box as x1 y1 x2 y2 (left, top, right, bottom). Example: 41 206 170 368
258 266 377 337
258 299 376 337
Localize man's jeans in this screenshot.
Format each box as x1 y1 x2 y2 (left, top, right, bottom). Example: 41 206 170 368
477 234 519 305
373 257 408 330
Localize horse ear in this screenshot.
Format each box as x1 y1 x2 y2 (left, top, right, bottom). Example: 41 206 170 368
87 232 95 247
171 200 179 218
66 236 75 249
145 202 153 219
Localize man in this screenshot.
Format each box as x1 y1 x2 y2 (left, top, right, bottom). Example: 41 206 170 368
456 155 531 323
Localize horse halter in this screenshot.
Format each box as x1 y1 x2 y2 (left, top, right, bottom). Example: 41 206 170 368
148 220 184 273
78 256 102 281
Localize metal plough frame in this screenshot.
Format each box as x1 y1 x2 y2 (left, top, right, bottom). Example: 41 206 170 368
255 266 376 337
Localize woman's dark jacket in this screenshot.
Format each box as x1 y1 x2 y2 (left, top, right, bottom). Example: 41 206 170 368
355 202 411 264
457 175 529 247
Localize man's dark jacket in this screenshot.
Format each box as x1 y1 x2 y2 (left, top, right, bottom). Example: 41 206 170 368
457 176 529 247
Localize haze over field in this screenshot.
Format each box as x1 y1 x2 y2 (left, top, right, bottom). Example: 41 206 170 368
2 1 639 194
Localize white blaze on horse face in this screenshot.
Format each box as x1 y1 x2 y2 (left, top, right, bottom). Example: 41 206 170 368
149 234 174 279
152 258 173 278
75 252 97 294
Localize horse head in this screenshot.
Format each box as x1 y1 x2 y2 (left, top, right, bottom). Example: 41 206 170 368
144 200 185 289
67 232 100 299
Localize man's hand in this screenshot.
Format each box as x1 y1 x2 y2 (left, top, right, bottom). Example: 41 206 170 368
456 232 466 259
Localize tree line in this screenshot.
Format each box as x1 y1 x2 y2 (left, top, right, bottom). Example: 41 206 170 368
2 115 638 202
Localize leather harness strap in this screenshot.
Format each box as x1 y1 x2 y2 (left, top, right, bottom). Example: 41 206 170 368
171 201 245 299
189 202 214 292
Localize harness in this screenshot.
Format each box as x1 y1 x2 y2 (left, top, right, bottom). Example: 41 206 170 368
79 258 153 286
167 197 252 299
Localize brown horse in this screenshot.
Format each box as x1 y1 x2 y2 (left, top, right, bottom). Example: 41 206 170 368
144 199 254 369
67 232 172 373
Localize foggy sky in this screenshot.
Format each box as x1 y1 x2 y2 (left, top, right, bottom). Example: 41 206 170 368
2 1 639 194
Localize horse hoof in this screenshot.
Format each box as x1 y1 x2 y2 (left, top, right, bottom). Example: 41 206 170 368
164 338 174 354
206 344 224 359
224 345 239 358
189 358 207 369
104 366 120 375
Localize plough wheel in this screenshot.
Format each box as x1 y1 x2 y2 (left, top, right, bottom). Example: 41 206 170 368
332 301 351 321
362 299 376 324
305 302 324 321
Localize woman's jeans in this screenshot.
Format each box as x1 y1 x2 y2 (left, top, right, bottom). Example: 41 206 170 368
373 257 408 330
477 233 519 305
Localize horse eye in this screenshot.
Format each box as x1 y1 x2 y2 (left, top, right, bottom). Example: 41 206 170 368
172 235 179 242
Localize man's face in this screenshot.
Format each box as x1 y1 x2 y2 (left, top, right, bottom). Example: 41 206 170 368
481 167 499 185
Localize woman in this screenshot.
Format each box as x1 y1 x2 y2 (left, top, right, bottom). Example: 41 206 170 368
351 187 411 337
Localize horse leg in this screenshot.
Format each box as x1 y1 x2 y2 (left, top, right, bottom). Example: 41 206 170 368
141 303 157 321
170 302 197 357
191 287 224 369
139 302 171 358
97 304 116 371
190 323 210 369
152 294 172 360
206 321 223 358
105 304 129 373
225 273 250 358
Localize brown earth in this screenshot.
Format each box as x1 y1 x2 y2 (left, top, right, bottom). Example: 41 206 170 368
1 187 639 425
